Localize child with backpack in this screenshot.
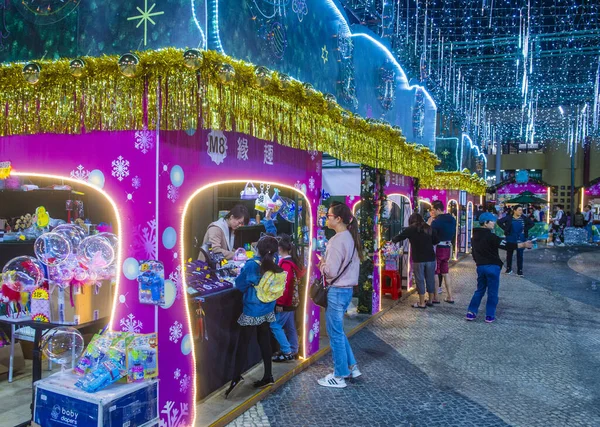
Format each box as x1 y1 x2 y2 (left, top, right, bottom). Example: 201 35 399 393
271 234 305 362
225 235 287 398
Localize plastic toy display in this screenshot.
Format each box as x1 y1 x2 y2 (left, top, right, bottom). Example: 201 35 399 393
137 261 165 305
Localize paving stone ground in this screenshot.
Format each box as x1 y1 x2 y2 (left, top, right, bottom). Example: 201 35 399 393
228 247 600 427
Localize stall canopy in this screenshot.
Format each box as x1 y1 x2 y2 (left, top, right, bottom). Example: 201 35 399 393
504 191 549 205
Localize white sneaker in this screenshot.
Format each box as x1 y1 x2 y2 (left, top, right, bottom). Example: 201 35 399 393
437 287 443 294
547 242 554 247
318 373 347 388
348 365 362 379
558 243 566 247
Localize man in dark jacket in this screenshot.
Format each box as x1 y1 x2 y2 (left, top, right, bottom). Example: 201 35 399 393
466 213 533 323
497 205 534 277
428 200 457 303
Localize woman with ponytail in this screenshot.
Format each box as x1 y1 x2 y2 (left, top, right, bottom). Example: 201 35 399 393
317 201 363 388
225 235 282 398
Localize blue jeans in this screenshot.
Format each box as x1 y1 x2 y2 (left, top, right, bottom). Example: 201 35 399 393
468 265 501 318
270 311 298 354
413 261 436 295
505 247 524 273
586 223 593 241
326 287 356 377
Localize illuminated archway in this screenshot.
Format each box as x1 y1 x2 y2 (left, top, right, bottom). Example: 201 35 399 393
180 179 314 405
10 172 123 326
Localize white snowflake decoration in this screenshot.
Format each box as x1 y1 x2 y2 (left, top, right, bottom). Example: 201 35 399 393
179 374 190 393
316 161 321 176
168 265 181 286
309 176 315 193
132 175 142 189
237 137 249 161
133 219 157 259
311 319 320 336
120 313 143 333
169 321 183 343
159 401 189 427
167 184 179 203
70 165 90 181
111 156 130 181
432 194 439 201
264 144 274 165
309 150 318 161
173 368 181 380
134 129 154 154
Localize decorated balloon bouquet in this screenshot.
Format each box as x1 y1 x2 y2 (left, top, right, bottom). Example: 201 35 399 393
0 214 118 322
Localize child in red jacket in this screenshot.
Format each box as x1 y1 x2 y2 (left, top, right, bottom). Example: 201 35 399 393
270 234 305 362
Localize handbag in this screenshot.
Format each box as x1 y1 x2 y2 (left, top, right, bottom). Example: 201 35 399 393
310 246 356 308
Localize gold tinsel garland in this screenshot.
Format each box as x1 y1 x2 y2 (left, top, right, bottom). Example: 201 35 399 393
424 170 487 195
0 48 439 182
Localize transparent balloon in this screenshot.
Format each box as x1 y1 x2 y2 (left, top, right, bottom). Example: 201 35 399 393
2 256 45 292
41 327 85 366
73 267 88 282
97 232 119 253
77 235 115 269
34 232 71 266
52 224 87 252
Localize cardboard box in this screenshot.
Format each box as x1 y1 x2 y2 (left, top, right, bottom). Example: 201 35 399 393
0 341 26 375
34 372 158 427
50 283 114 325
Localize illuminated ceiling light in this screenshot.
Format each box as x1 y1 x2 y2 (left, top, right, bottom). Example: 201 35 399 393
559 106 564 116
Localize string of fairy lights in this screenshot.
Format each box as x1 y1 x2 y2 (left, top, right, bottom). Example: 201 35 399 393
343 0 600 153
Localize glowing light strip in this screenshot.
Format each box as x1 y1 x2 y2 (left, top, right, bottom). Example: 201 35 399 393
546 187 551 224
447 199 459 260
11 172 123 328
467 201 474 253
581 187 585 212
387 194 413 294
180 180 313 423
191 0 206 49
462 133 488 169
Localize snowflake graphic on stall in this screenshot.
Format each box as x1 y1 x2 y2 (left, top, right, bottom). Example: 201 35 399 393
309 176 315 193
169 321 183 343
311 319 320 336
173 368 181 380
315 161 321 176
432 194 439 201
168 265 181 287
159 401 189 427
111 156 130 181
292 0 308 22
179 374 190 393
308 150 318 161
133 219 157 259
167 184 179 203
70 165 90 181
132 175 142 189
134 128 154 154
120 313 143 333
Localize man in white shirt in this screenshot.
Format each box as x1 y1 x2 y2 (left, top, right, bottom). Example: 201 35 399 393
583 205 593 243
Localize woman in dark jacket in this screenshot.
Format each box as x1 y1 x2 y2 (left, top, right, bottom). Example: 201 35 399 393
393 213 440 308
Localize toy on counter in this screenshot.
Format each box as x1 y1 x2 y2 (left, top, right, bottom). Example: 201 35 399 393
126 333 158 383
185 259 233 296
74 334 114 376
137 260 165 305
35 206 51 229
317 205 328 228
30 288 51 322
316 229 328 252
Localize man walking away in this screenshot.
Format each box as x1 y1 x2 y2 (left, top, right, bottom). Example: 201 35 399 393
428 200 457 303
549 205 566 247
498 205 534 277
583 205 593 243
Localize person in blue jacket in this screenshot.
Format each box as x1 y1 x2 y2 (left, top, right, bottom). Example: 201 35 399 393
225 235 282 398
497 205 534 277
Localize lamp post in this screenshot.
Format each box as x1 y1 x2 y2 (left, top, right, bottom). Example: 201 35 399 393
559 106 575 220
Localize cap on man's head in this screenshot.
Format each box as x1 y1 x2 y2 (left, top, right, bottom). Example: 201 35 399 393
479 212 497 223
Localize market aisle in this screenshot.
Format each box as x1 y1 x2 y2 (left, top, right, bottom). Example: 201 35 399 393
227 247 600 427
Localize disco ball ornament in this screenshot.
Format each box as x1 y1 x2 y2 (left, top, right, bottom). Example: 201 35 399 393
254 65 271 87
77 235 115 269
41 327 84 366
34 232 71 266
303 82 316 96
324 93 337 109
278 73 292 88
2 256 45 292
218 63 235 83
22 62 41 84
183 49 203 70
53 224 87 251
69 59 86 78
118 53 140 78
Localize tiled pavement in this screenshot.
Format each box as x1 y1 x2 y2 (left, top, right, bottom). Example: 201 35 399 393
228 247 600 427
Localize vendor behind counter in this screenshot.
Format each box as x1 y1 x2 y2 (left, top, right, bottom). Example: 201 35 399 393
198 204 248 262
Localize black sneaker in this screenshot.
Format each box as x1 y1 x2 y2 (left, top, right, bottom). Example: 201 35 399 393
253 376 274 388
517 271 524 277
505 269 513 275
272 352 294 362
225 376 244 399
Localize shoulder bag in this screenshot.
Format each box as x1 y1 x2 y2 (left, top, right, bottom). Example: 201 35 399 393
310 246 356 308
